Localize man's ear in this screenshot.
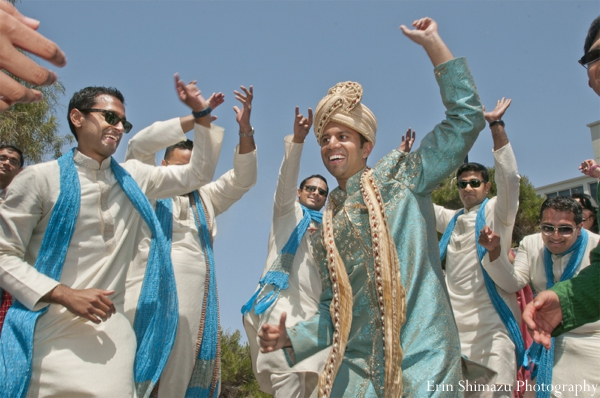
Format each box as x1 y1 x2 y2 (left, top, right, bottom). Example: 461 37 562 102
161 159 168 166
70 108 84 129
297 188 303 198
485 181 492 194
362 141 374 159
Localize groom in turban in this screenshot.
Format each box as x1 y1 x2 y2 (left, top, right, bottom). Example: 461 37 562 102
259 17 485 397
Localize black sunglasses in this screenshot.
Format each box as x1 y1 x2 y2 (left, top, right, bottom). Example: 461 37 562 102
579 48 600 69
540 224 575 237
456 179 485 189
80 108 133 134
304 185 328 197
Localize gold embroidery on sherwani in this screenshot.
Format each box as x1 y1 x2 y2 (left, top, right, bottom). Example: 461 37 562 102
318 168 406 398
318 197 354 398
360 168 406 398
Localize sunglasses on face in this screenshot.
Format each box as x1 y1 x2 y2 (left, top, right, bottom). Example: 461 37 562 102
456 179 485 190
579 48 600 69
304 185 328 197
540 224 575 237
80 108 133 134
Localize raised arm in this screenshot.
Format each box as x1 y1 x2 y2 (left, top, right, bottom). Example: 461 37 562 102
393 18 485 195
273 107 313 218
130 75 225 198
0 1 66 111
486 98 520 249
201 87 258 217
400 17 453 67
234 85 255 154
126 75 224 165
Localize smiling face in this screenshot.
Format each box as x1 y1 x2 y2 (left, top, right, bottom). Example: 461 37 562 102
298 177 328 211
540 208 582 254
69 94 125 163
457 171 490 211
319 122 373 191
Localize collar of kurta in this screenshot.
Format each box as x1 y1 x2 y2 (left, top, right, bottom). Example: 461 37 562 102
73 149 112 170
328 166 368 207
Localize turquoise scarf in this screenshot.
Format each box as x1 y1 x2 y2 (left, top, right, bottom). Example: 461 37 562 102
155 191 220 398
439 198 525 364
241 204 322 315
0 149 178 398
523 230 587 398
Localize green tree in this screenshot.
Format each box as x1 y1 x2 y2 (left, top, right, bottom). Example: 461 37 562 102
432 167 544 246
219 329 271 398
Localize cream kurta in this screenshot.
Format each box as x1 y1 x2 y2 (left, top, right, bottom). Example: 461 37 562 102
486 232 600 397
435 143 520 388
124 118 257 398
0 120 222 397
244 135 329 397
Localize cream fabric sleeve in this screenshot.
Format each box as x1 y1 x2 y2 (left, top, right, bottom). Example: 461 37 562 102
0 165 60 310
483 238 531 294
125 123 224 199
492 142 520 252
124 118 186 165
201 144 257 218
434 204 459 234
273 135 303 219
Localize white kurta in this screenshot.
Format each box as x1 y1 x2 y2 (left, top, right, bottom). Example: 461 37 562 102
0 120 222 397
486 232 600 397
243 135 329 398
435 143 521 387
123 119 257 398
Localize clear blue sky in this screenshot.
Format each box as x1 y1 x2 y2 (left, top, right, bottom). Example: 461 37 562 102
17 1 600 338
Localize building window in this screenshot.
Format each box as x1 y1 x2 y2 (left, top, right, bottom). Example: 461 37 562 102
546 192 558 199
558 189 571 197
571 186 584 194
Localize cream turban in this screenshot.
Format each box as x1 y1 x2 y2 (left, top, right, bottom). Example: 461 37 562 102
314 81 378 145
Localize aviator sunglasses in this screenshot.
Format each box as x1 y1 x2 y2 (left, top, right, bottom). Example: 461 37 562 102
540 224 575 237
579 48 600 69
80 108 133 134
456 179 485 190
304 185 328 197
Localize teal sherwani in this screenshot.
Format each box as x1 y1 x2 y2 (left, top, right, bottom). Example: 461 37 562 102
287 57 485 397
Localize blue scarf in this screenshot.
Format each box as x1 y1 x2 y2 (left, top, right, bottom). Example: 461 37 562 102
439 198 525 365
155 191 220 398
241 204 322 315
0 149 178 398
523 229 588 398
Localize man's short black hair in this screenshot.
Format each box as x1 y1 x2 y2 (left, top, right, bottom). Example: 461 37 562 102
456 162 489 182
584 16 600 55
299 174 329 195
540 196 583 225
164 139 194 161
0 144 24 167
571 192 597 212
67 86 125 140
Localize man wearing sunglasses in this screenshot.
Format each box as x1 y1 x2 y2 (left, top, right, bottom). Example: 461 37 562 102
480 196 600 393
244 107 330 398
123 83 256 397
0 77 223 396
521 14 600 360
434 97 521 392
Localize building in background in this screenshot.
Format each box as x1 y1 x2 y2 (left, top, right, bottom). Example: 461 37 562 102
535 120 600 204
